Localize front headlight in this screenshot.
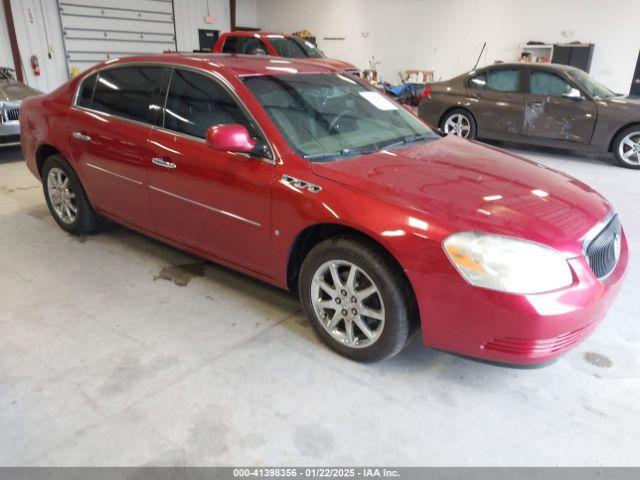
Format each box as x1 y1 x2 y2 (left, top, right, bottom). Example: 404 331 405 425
443 232 573 294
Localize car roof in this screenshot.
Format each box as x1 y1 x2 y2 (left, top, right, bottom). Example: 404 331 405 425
224 31 296 39
94 53 336 76
471 62 581 75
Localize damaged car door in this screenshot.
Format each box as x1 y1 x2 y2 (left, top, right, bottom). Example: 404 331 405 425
523 68 596 144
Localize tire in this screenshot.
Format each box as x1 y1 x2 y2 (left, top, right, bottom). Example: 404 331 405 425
612 126 640 169
441 108 477 139
299 237 413 363
42 154 103 235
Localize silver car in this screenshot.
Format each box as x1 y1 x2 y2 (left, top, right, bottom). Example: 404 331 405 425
1 68 41 147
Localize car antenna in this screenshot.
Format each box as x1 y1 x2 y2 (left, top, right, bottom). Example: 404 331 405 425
473 42 487 70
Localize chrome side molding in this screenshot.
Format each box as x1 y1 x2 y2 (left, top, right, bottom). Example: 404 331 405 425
85 162 142 185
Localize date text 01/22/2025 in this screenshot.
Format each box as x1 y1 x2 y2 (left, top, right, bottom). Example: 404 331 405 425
232 468 401 478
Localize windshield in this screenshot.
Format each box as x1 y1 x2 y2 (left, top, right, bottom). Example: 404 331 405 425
243 73 439 161
567 69 615 98
268 36 324 59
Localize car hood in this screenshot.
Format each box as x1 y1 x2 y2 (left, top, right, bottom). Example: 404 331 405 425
598 95 640 111
311 135 612 257
305 57 358 72
0 80 41 101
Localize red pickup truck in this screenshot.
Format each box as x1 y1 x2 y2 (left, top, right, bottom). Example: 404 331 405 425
213 31 359 76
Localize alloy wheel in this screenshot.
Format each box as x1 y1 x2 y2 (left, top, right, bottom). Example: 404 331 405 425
444 113 471 137
310 260 385 349
47 167 77 224
618 132 640 166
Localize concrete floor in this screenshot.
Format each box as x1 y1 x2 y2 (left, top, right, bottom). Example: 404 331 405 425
0 144 638 467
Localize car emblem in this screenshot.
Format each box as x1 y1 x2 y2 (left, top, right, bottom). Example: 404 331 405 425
613 233 621 261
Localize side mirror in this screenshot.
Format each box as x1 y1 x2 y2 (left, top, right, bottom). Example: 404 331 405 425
562 88 584 101
205 124 257 154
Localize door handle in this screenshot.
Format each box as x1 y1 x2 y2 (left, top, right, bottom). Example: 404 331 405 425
152 157 177 170
635 79 640 85
72 131 91 142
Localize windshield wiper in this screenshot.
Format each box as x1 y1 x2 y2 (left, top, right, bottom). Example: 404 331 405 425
378 133 432 150
304 146 379 161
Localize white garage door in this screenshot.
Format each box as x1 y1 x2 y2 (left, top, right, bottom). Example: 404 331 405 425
57 0 177 74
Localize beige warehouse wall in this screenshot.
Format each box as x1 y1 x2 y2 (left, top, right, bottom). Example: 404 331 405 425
257 0 640 94
0 1 15 70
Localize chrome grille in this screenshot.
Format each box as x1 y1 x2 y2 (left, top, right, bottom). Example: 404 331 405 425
6 108 20 121
585 215 621 279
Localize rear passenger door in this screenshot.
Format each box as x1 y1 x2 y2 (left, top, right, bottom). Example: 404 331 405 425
468 67 526 137
67 65 168 231
146 68 274 274
523 69 596 144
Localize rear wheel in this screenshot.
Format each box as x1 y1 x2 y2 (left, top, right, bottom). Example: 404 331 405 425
613 126 640 169
42 154 103 234
441 109 476 139
299 237 413 362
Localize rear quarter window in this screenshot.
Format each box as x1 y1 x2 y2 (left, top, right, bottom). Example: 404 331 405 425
468 72 487 89
76 73 97 108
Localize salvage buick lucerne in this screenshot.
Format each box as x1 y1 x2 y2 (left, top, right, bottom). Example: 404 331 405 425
20 54 628 364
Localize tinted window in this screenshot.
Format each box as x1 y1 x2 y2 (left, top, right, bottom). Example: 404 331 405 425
486 69 520 92
222 36 238 53
468 72 486 89
92 66 163 122
163 69 253 139
531 71 573 96
77 73 97 108
222 36 268 55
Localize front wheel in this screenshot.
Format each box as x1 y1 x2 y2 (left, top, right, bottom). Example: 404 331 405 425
299 237 413 362
613 126 640 169
441 109 476 139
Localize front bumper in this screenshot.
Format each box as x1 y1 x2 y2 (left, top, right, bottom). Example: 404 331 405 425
0 120 21 147
408 232 629 365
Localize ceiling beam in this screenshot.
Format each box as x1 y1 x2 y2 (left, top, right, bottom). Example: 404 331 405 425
230 0 236 31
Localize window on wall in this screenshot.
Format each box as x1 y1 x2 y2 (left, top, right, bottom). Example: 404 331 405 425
531 71 574 97
486 69 521 93
91 66 163 122
163 69 253 139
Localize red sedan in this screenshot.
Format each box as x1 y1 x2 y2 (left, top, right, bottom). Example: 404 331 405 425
20 54 628 364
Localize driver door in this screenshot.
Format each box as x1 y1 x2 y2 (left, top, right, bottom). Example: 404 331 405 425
523 69 596 144
147 68 274 274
